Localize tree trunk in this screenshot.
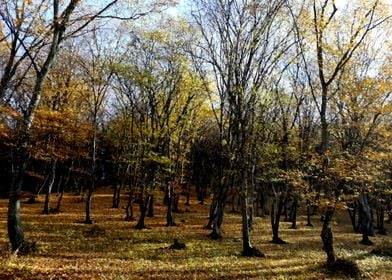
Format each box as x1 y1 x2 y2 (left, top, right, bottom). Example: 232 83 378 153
185 183 190 207
147 194 154 217
321 207 336 266
347 201 359 232
43 159 57 214
8 142 29 251
271 193 287 244
112 184 121 208
84 188 93 224
241 192 252 254
306 200 313 227
290 196 298 229
135 194 149 229
125 197 135 221
248 206 254 231
55 163 72 212
55 185 64 212
241 191 264 257
8 187 24 252
377 203 386 235
208 186 228 239
358 192 374 245
166 185 176 226
206 194 217 229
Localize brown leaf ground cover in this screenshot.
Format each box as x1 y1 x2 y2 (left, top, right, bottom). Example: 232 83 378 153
0 188 391 279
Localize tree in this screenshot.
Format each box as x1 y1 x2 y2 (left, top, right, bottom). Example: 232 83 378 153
293 0 391 265
191 0 295 256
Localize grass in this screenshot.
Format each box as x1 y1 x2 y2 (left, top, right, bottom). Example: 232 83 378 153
0 188 391 279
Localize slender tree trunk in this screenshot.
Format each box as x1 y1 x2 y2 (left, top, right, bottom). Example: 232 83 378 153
240 188 264 257
147 194 154 217
125 193 135 221
283 200 289 222
8 174 24 251
306 200 313 227
85 188 93 224
55 185 64 212
166 184 176 226
208 185 228 239
358 192 374 245
290 196 298 229
112 184 121 208
321 207 336 266
43 159 57 214
377 203 386 235
240 192 252 254
271 193 287 244
248 206 254 231
135 193 149 229
55 162 72 212
56 174 63 196
185 183 190 207
206 194 217 229
112 165 122 208
8 130 30 251
347 201 359 232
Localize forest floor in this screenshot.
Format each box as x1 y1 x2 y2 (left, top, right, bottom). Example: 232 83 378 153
0 188 392 279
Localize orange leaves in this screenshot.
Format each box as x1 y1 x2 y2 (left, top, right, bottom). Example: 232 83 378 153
0 105 22 120
0 105 22 141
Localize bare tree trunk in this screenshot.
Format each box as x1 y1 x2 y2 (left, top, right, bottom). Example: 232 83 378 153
8 173 24 251
208 185 228 239
271 193 287 244
112 184 121 208
135 193 149 229
166 184 176 226
321 207 336 266
125 197 135 221
347 201 359 232
206 194 217 229
43 159 57 214
147 194 154 217
290 196 298 229
85 188 93 224
185 183 190 207
377 202 386 235
55 186 64 212
358 192 374 245
241 189 264 257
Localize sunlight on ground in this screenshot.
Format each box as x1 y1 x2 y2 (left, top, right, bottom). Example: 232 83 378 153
0 190 391 279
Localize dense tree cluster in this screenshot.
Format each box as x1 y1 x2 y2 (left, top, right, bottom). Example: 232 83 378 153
0 0 391 270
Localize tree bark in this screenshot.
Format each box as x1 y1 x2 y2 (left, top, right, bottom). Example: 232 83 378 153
135 194 149 229
205 194 217 229
377 203 386 235
347 201 359 232
271 193 287 244
8 185 24 251
321 207 336 266
147 194 154 217
112 184 121 208
290 196 298 229
208 186 228 239
358 192 374 245
166 185 176 226
43 159 57 214
85 188 93 224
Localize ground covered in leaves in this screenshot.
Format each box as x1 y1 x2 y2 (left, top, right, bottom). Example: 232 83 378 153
1 189 391 279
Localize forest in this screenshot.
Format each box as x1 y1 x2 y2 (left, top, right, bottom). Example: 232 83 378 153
0 0 391 279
